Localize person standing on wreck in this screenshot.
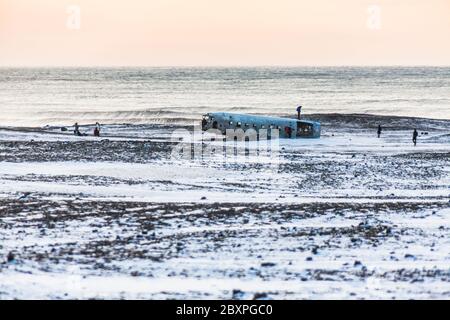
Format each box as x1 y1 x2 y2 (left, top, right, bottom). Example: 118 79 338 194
413 129 418 146
297 106 302 120
377 124 382 138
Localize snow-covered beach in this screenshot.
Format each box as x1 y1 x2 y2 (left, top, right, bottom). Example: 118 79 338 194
0 114 449 299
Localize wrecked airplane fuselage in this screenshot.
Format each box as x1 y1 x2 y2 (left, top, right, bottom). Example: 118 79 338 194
201 112 321 139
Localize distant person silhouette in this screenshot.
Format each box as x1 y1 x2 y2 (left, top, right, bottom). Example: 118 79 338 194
413 129 418 146
74 122 81 136
377 124 382 138
297 106 302 120
94 122 101 137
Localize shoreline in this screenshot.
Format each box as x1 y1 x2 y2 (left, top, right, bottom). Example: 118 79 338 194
0 113 449 133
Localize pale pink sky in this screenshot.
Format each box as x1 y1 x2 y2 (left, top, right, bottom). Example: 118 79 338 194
0 0 449 66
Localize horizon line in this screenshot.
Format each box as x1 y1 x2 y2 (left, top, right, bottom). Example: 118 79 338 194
1 64 450 68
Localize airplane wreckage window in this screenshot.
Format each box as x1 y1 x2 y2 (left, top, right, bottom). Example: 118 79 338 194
297 123 313 137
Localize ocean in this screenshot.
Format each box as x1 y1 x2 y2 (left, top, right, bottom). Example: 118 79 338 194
0 67 449 127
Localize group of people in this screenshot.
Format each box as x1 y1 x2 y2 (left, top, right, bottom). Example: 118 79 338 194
377 125 419 146
73 122 101 137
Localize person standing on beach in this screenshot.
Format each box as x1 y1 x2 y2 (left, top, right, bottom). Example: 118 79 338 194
74 122 81 136
94 122 101 137
377 124 382 138
413 129 418 146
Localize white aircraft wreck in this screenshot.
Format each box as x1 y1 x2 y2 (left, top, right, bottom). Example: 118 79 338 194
201 107 321 139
